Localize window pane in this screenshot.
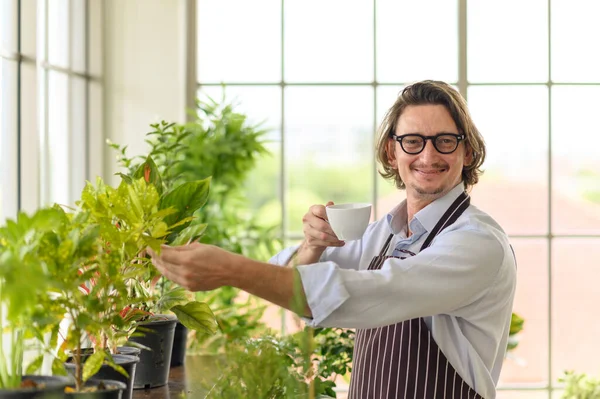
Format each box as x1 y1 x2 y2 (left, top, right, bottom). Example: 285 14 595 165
48 0 69 68
197 0 281 83
47 71 70 206
21 0 37 59
285 0 373 83
0 0 18 53
468 0 548 83
376 86 406 218
552 238 600 380
551 0 600 82
468 86 549 235
70 0 86 73
88 0 103 77
20 62 39 212
377 0 457 83
499 239 548 386
70 76 87 201
497 393 548 399
88 81 103 181
199 85 283 230
0 59 18 220
551 86 600 235
285 87 374 234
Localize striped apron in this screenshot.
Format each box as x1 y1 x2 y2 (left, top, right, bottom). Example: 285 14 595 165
348 191 485 399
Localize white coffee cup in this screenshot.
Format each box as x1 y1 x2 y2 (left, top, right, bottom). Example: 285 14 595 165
325 203 372 241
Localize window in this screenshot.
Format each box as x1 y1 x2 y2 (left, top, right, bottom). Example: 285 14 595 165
195 1 600 397
0 0 102 220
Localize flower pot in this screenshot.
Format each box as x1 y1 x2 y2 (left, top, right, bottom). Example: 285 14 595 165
170 321 188 367
115 347 141 358
65 354 138 399
128 315 177 389
0 375 70 399
64 379 127 399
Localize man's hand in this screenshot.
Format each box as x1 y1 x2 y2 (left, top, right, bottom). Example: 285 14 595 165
291 201 345 267
148 242 234 291
148 242 312 318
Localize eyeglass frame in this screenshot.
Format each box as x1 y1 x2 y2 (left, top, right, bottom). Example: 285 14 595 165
390 132 466 155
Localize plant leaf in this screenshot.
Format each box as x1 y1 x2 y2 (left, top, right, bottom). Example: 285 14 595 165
133 156 163 195
82 351 105 383
171 302 218 335
159 178 211 232
25 354 44 375
52 358 68 376
170 223 207 246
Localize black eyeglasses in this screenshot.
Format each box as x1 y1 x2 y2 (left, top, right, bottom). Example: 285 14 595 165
391 133 466 155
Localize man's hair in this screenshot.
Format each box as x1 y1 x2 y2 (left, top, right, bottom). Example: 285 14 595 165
376 80 486 190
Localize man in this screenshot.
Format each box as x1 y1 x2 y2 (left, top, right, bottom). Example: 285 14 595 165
149 80 516 399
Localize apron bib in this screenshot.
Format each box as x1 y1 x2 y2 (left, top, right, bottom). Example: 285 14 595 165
348 191 484 399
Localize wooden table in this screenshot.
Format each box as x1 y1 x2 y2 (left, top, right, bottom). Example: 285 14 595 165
132 355 219 399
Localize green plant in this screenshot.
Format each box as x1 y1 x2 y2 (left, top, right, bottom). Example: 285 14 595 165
507 312 525 352
0 205 136 392
108 93 281 353
76 160 218 351
203 334 335 399
311 328 355 388
559 370 600 398
0 208 67 389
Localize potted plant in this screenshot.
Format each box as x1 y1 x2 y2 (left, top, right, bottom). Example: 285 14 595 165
0 208 74 398
108 93 281 362
76 161 217 389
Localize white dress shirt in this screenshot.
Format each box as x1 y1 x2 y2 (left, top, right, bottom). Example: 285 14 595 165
269 183 517 399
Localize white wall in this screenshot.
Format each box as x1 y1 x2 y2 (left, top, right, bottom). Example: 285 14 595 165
103 0 188 185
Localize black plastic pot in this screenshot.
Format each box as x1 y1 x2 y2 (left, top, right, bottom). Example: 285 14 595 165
64 379 126 399
128 315 177 389
0 375 70 399
114 347 140 358
65 354 138 399
170 321 188 367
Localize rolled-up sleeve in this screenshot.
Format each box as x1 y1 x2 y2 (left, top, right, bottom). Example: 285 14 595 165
268 245 301 266
297 227 506 329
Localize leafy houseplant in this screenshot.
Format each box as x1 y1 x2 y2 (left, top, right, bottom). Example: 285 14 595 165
75 159 218 388
77 160 218 345
108 93 281 355
559 371 600 398
507 312 525 352
0 208 71 396
203 334 336 399
0 205 130 396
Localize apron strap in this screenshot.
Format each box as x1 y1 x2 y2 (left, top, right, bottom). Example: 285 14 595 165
378 234 394 257
420 191 470 251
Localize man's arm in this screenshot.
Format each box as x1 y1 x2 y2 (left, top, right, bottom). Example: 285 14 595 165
149 243 313 318
229 253 313 317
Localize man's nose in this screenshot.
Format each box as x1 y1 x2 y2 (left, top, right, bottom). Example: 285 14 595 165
420 139 438 161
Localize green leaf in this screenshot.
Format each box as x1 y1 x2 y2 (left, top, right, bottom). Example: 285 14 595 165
133 156 163 195
115 172 133 185
51 358 68 376
82 351 105 383
104 354 129 379
25 354 44 375
170 223 207 246
171 302 218 335
159 178 211 232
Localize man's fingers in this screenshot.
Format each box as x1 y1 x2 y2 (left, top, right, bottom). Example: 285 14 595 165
151 255 183 283
161 243 197 251
305 226 344 247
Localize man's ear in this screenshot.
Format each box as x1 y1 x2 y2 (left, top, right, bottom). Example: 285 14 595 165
464 145 474 167
386 139 398 169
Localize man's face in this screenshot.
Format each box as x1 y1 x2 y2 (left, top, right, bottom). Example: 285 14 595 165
386 104 471 201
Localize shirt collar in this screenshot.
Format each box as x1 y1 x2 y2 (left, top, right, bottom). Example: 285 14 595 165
386 182 466 235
